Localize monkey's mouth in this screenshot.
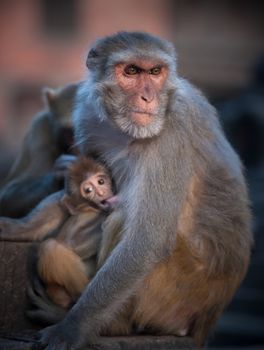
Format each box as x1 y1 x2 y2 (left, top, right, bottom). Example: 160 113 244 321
100 195 118 211
130 110 156 126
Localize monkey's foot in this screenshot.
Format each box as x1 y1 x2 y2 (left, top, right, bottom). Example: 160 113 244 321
38 322 86 350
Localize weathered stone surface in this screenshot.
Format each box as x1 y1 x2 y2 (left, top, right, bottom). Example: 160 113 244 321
0 331 36 350
0 241 38 332
0 332 194 350
87 335 194 349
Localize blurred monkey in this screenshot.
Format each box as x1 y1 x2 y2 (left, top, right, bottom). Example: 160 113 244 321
0 83 79 218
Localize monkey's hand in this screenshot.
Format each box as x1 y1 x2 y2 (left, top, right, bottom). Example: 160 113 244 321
38 320 87 350
53 154 77 179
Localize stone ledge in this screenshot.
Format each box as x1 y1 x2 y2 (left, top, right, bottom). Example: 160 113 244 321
0 241 37 332
0 333 194 350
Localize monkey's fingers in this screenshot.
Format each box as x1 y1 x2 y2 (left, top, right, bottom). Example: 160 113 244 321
37 323 79 350
53 154 77 179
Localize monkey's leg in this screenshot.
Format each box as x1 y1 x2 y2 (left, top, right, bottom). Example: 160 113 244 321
128 245 240 347
0 190 67 241
46 283 72 309
38 239 89 303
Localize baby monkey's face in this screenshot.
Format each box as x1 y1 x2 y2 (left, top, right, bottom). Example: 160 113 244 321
80 172 114 210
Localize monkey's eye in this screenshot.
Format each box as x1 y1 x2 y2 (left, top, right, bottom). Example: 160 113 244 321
150 67 161 75
98 178 105 185
124 65 140 75
84 186 93 194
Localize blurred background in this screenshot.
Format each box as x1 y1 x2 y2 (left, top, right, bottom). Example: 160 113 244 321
0 0 263 348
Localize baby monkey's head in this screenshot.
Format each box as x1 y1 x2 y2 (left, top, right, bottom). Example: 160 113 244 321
66 157 117 212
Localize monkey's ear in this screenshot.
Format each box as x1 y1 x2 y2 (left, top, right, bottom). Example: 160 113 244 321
86 48 99 69
61 194 78 215
43 87 58 109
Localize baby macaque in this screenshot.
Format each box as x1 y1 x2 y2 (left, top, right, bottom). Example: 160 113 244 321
0 157 116 308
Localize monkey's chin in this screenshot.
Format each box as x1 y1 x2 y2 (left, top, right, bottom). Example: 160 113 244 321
131 112 153 126
111 111 164 139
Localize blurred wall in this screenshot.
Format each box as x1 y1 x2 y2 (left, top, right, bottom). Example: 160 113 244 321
0 0 170 160
0 0 263 168
170 0 264 96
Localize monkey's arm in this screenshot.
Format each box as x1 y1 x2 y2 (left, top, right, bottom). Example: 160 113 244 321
39 154 190 349
1 143 31 186
0 112 64 217
0 190 68 241
1 112 56 185
0 174 63 218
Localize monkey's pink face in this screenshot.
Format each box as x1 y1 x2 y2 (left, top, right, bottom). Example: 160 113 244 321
115 60 168 127
80 172 113 209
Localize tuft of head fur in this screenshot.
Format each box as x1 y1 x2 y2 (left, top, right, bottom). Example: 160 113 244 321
86 31 177 75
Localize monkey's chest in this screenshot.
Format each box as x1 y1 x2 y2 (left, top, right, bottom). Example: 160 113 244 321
85 120 132 183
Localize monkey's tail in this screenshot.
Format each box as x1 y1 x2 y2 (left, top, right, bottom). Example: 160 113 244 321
38 238 89 299
26 278 66 325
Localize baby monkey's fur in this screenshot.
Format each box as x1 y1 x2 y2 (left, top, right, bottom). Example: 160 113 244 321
0 157 115 309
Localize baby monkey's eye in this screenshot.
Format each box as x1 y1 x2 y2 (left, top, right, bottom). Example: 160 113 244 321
98 178 105 185
125 65 140 75
149 67 161 75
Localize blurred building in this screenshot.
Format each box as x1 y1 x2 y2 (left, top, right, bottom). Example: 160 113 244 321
0 0 170 156
0 0 263 156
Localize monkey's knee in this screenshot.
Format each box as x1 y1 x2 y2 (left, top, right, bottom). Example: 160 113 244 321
101 303 134 336
46 284 72 309
101 317 132 336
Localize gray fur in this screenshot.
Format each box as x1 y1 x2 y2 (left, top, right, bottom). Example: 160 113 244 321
39 32 252 349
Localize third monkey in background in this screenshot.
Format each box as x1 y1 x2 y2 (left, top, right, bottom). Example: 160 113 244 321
0 83 79 218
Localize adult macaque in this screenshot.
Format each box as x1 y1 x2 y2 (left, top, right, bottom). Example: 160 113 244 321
0 157 115 309
0 83 79 218
35 32 251 349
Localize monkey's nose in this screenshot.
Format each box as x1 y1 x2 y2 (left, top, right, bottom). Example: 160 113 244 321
140 94 154 103
140 84 155 103
97 189 105 197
